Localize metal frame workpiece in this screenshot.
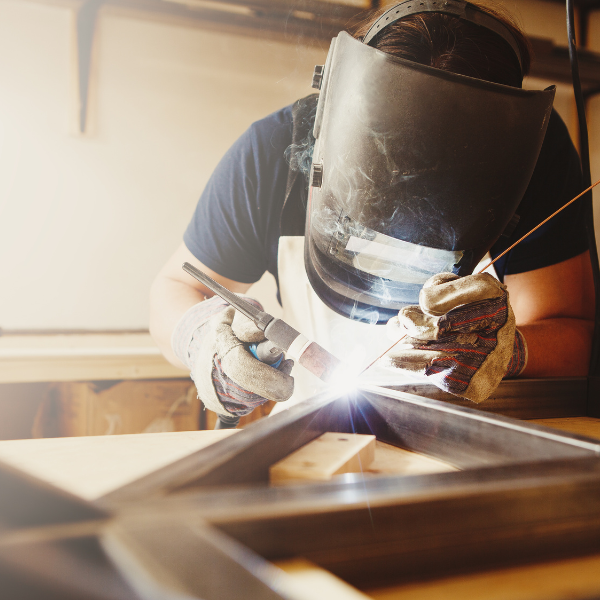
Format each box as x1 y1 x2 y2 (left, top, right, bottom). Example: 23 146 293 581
2 379 600 598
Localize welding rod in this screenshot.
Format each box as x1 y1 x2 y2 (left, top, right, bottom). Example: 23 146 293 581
182 263 343 383
359 175 600 376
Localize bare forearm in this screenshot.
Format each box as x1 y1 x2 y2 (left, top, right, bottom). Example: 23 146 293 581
518 318 594 378
149 275 205 368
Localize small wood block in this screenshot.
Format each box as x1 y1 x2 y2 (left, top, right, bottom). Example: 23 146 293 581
269 432 376 485
275 559 372 599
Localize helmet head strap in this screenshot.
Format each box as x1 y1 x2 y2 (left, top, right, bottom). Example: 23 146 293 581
362 0 523 75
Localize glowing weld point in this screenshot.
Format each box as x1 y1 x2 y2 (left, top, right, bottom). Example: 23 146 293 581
327 362 363 395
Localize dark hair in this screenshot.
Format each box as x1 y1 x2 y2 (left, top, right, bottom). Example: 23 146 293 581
353 2 531 88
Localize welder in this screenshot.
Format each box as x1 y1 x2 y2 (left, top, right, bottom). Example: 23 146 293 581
150 0 594 421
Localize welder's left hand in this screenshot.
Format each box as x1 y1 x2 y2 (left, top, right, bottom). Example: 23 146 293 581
386 273 527 403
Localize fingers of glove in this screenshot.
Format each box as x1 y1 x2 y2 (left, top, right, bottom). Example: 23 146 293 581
221 346 294 402
213 305 236 327
420 273 506 317
439 295 508 335
423 273 460 288
278 358 295 377
231 311 266 343
386 315 407 342
397 305 441 341
387 347 449 373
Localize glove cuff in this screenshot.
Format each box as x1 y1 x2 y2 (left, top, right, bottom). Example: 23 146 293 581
505 328 528 378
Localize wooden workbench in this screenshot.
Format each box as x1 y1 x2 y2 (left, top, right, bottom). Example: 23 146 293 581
0 333 187 383
1 416 600 599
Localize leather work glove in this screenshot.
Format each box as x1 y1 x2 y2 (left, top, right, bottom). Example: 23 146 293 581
172 296 294 417
386 273 527 403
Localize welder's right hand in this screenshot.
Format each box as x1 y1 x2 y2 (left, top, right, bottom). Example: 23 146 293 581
171 296 294 418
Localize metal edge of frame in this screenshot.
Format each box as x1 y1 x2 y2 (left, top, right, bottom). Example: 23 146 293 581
98 388 347 505
388 376 588 419
113 456 600 591
99 380 598 507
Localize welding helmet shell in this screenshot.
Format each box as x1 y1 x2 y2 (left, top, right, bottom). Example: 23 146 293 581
305 6 555 324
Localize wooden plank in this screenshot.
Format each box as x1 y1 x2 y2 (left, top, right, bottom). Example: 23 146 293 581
368 552 600 600
275 559 372 600
528 417 600 440
270 433 376 484
0 430 236 500
0 334 187 383
365 441 457 477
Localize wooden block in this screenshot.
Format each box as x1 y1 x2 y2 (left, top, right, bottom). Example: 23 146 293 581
33 379 199 437
269 432 376 484
365 441 457 477
275 559 372 600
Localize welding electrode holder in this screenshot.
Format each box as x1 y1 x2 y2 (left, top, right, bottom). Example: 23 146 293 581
181 262 343 384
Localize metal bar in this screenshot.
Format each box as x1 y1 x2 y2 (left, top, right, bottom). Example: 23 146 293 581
390 377 588 419
99 388 349 504
0 460 106 531
123 457 600 590
104 517 291 600
99 380 598 506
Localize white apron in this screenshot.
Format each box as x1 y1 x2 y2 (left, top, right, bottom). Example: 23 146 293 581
270 236 414 415
270 237 498 415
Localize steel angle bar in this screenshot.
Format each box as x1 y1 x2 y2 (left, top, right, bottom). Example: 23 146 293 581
353 384 600 468
100 381 600 507
0 524 140 600
102 515 293 600
389 376 588 419
98 387 350 505
0 459 106 531
113 456 600 590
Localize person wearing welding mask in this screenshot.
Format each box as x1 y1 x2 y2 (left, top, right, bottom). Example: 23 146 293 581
150 0 594 420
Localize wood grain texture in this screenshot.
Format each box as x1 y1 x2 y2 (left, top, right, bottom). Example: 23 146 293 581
528 417 600 440
270 433 376 484
368 552 600 600
275 559 372 599
365 441 457 477
0 429 237 500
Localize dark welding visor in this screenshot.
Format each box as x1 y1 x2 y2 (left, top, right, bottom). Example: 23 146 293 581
305 31 555 324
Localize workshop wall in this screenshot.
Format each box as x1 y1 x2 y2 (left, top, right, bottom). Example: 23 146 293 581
0 0 598 331
0 0 325 329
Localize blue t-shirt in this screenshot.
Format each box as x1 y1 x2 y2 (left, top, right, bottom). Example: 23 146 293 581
184 103 587 290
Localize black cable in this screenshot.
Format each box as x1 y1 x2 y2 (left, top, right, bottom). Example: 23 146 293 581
566 0 600 395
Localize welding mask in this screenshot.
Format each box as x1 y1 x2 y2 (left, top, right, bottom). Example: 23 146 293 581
305 4 555 324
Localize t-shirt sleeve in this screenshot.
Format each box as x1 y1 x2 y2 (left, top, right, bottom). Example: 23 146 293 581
491 110 587 279
183 108 292 283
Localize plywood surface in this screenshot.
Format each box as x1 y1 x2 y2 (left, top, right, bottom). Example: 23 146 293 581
275 559 372 600
0 429 236 500
0 334 187 382
368 553 600 600
528 417 600 440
